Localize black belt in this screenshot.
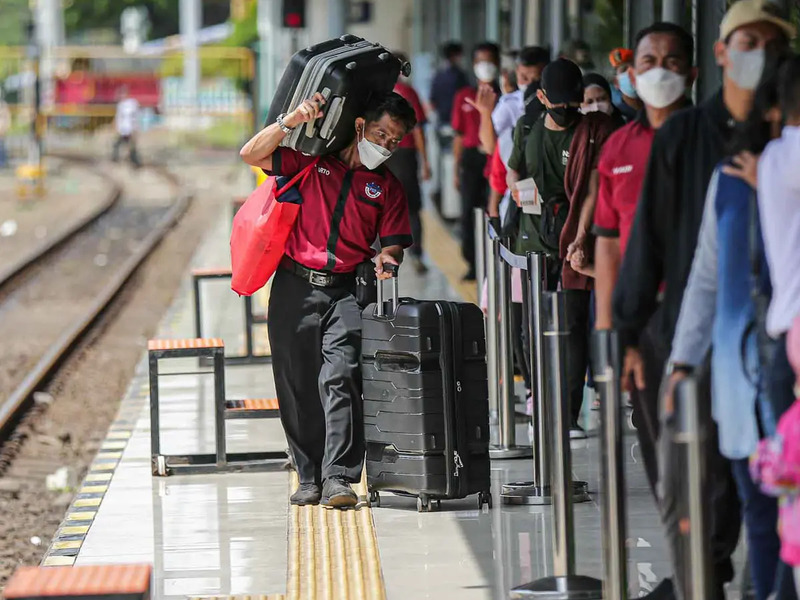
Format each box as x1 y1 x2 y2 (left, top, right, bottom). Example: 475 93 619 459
280 256 354 288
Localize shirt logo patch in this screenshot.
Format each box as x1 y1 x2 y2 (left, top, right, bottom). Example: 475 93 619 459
612 165 634 175
317 166 331 176
365 182 383 199
562 150 570 165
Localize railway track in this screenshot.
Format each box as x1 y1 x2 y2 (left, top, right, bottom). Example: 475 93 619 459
0 159 190 467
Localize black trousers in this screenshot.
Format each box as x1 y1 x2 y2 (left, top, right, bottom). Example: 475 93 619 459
267 268 365 485
627 315 741 599
520 258 588 425
510 303 531 391
386 148 423 258
629 316 668 498
459 147 488 271
112 134 140 167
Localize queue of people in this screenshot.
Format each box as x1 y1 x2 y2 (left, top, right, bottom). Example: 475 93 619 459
423 0 800 597
236 0 800 593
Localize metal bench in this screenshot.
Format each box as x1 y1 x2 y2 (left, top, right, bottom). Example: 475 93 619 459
4 564 151 600
148 338 284 476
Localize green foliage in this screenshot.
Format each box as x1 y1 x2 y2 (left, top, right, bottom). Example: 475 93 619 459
0 0 31 46
222 0 257 48
63 0 179 40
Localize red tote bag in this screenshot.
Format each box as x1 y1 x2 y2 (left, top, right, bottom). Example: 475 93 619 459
230 159 319 296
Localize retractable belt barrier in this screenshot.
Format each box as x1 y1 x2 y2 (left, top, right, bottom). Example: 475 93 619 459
480 220 587 501
484 216 532 459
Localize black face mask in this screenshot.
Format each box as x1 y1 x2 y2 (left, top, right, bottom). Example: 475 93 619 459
547 105 580 127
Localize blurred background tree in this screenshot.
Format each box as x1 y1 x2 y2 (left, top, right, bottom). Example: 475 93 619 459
0 0 30 45
62 0 231 42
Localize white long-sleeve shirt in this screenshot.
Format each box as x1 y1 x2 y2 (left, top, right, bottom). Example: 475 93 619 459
757 125 800 337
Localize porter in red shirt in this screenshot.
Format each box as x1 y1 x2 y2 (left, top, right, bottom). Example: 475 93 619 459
593 113 655 255
451 87 482 149
268 147 412 273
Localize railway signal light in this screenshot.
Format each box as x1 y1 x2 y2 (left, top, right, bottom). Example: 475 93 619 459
281 0 306 29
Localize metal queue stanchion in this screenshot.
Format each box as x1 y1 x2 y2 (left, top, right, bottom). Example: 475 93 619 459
501 250 589 504
511 291 602 599
485 222 501 430
593 330 628 600
487 223 532 459
673 377 711 600
475 208 487 304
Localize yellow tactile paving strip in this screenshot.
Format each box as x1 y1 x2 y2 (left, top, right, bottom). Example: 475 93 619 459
190 596 285 600
421 209 477 304
286 471 386 600
40 381 146 567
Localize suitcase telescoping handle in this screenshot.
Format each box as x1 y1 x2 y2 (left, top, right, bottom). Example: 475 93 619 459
375 263 399 318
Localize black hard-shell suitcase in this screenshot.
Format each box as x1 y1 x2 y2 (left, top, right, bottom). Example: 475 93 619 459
266 35 409 156
361 268 492 512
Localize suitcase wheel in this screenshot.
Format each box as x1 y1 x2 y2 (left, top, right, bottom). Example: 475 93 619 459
369 490 380 508
478 491 492 510
417 495 433 513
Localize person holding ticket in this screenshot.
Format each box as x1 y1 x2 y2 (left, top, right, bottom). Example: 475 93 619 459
506 57 617 438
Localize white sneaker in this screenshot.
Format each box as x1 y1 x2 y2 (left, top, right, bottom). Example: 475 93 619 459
569 426 588 440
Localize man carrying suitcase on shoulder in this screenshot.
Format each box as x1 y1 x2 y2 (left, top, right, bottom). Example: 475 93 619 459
239 91 417 508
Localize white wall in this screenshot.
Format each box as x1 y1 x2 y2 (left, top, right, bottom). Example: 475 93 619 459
304 0 413 53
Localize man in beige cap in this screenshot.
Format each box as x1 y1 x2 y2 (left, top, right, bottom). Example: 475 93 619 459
613 1 794 599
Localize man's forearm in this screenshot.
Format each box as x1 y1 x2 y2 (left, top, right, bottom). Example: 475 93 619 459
452 134 463 167
478 113 496 155
413 127 428 162
382 245 404 264
506 167 520 193
487 188 502 217
594 236 621 330
577 171 599 237
239 121 288 169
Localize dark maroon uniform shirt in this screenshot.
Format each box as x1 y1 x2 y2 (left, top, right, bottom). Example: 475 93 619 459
268 148 412 273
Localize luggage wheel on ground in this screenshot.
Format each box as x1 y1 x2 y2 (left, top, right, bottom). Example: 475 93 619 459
478 490 493 509
369 490 380 507
417 495 433 512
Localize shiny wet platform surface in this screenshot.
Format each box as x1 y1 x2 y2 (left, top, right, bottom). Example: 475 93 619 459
42 204 747 599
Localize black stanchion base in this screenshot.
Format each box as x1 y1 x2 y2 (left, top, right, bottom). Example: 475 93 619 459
500 481 590 505
489 445 534 459
510 575 603 599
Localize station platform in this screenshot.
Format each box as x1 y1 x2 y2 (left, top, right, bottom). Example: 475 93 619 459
39 201 700 599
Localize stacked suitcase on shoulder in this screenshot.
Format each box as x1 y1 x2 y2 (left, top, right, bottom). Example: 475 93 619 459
267 35 410 156
361 269 492 512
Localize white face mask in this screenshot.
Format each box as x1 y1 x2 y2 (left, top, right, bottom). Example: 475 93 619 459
727 47 765 91
517 83 529 94
473 61 498 82
635 67 687 109
580 101 612 115
357 128 392 170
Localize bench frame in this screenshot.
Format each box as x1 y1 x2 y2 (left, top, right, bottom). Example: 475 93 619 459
149 340 285 476
192 270 271 365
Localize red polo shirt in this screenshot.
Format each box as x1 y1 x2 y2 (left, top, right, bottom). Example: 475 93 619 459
269 148 412 273
593 114 655 255
393 81 426 150
451 86 481 149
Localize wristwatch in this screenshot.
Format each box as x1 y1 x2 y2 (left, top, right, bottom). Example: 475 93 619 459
276 113 294 133
665 361 694 376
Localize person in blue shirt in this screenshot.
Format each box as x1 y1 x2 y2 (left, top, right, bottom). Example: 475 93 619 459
667 50 797 600
429 41 469 148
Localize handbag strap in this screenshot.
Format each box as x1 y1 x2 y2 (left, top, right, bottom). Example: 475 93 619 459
275 157 320 198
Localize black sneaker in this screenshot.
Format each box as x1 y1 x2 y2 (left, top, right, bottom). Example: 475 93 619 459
290 483 321 506
321 477 358 509
462 269 477 282
640 578 675 599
